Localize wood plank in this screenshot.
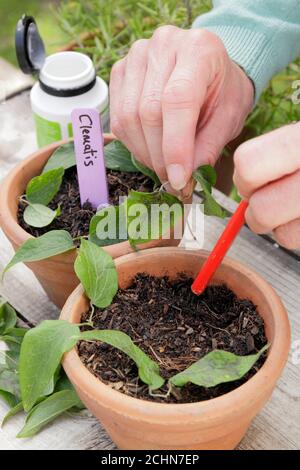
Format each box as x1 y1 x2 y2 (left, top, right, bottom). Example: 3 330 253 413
0 408 115 450
0 90 36 181
0 59 33 100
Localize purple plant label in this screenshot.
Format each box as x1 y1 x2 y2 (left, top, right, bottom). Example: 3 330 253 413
71 108 109 209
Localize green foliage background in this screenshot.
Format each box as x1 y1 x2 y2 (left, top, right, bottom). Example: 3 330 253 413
0 0 67 65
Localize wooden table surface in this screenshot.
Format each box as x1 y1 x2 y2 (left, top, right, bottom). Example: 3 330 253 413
0 83 299 450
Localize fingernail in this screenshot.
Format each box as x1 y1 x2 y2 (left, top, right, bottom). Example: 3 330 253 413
166 164 187 191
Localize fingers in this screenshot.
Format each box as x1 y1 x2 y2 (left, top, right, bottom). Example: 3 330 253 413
194 108 237 168
194 61 253 169
110 26 253 192
234 123 300 249
110 27 216 188
233 123 300 198
110 41 150 166
139 26 177 182
274 218 300 250
245 169 300 234
110 58 126 141
162 31 215 190
120 39 150 166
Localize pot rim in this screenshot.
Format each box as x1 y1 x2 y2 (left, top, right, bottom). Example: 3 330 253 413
61 247 291 425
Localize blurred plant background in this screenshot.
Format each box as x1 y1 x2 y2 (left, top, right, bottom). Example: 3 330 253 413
1 0 300 192
57 0 212 82
0 0 67 64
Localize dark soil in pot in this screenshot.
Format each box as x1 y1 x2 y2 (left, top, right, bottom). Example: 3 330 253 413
17 167 153 238
78 275 268 404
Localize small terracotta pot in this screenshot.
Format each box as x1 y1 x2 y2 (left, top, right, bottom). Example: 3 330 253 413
0 136 181 308
60 247 290 450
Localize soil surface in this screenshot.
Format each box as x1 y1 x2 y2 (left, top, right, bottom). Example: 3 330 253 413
18 167 153 238
79 275 268 404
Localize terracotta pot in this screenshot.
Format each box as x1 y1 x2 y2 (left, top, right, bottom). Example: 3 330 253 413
0 136 182 308
60 247 290 450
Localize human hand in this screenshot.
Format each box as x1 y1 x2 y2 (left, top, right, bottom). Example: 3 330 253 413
233 123 300 249
110 26 254 191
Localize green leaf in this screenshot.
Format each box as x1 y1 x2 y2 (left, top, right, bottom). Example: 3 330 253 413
19 320 80 411
0 369 20 397
193 165 217 191
1 402 23 427
23 203 61 228
0 299 17 334
42 140 157 181
74 239 118 308
54 374 70 393
2 395 45 428
17 390 82 438
200 191 227 218
89 203 127 246
26 168 64 205
0 390 19 408
131 155 160 186
43 142 76 173
126 190 183 245
0 329 28 368
3 230 75 277
170 345 269 388
54 373 84 410
6 327 28 339
0 326 25 371
193 166 226 218
0 348 19 370
0 353 15 368
104 140 137 172
54 372 73 392
80 329 164 390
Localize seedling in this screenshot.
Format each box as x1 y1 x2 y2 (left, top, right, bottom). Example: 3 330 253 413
3 140 225 277
0 296 84 437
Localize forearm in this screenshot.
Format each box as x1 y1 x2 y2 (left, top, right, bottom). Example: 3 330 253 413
193 0 300 100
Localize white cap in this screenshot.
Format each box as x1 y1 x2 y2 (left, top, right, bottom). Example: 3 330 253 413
39 51 96 90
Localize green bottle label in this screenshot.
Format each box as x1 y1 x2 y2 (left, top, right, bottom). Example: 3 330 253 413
34 113 62 148
68 122 73 138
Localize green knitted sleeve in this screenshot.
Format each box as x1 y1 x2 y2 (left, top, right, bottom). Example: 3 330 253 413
193 0 300 100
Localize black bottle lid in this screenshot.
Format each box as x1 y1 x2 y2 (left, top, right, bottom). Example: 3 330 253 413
15 14 45 74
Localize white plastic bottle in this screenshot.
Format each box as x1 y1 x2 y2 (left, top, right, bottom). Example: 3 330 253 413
16 15 109 148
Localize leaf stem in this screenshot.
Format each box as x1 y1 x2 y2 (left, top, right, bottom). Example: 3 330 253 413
87 302 95 326
72 235 89 242
19 195 29 205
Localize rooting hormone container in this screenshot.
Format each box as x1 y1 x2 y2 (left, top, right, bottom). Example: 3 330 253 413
15 15 109 148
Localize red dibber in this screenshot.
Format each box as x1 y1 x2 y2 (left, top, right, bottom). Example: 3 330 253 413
192 200 249 295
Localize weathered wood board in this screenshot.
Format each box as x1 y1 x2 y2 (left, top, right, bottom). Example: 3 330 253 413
0 59 33 100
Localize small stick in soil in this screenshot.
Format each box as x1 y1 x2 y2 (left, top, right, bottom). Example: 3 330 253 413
204 322 232 335
146 344 164 365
